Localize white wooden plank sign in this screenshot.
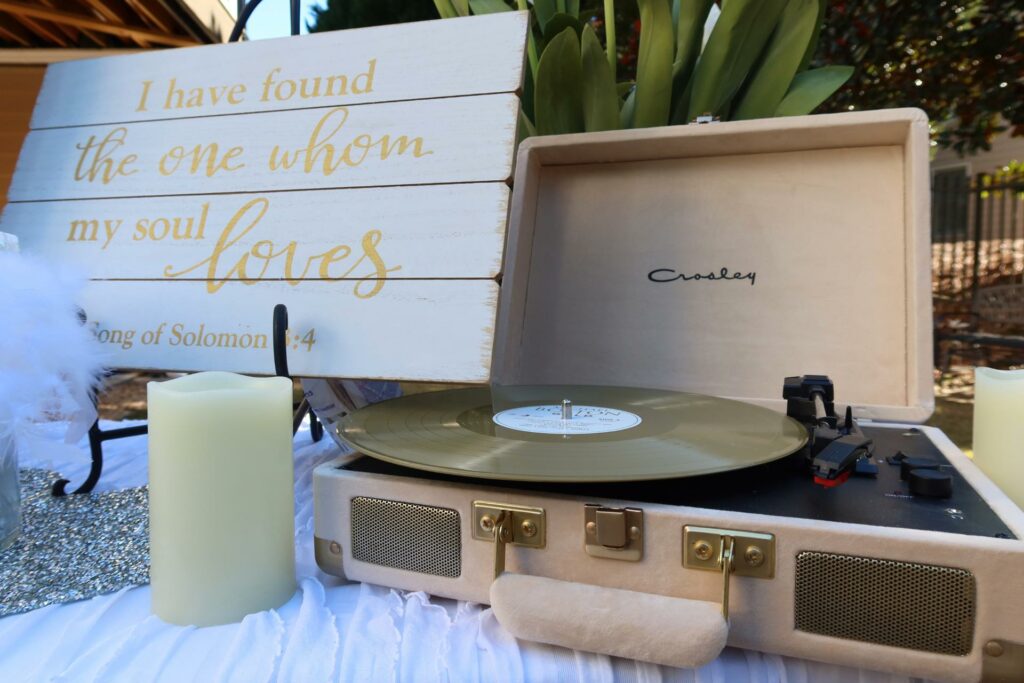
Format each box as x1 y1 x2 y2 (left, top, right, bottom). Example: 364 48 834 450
6 184 510 280
0 11 528 382
78 280 499 381
9 95 519 201
31 13 529 128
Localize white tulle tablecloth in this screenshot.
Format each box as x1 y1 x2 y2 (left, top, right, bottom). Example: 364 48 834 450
0 420 926 683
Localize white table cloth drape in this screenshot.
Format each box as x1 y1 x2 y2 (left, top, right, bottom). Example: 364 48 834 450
0 420 930 683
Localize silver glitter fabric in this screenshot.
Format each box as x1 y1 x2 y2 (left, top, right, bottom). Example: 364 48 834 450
0 468 149 617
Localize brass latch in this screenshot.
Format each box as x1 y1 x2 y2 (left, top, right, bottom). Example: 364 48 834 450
683 526 775 620
473 501 545 579
584 504 643 561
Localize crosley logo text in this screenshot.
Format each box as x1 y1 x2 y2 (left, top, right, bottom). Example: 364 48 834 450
648 267 757 286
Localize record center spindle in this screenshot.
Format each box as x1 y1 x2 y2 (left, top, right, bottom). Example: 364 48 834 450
561 399 573 420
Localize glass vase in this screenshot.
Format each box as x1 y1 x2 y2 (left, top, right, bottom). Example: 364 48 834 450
0 432 19 552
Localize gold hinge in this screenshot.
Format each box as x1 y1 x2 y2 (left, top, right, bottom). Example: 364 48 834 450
473 501 545 579
683 526 776 620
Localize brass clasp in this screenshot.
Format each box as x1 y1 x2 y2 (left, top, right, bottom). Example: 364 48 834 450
584 504 643 561
719 536 735 620
492 510 513 579
473 501 546 579
683 526 775 621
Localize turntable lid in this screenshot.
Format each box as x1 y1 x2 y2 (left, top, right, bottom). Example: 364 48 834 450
494 109 933 423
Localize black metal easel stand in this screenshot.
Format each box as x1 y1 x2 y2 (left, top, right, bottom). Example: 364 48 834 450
51 421 149 496
273 304 325 442
54 303 323 495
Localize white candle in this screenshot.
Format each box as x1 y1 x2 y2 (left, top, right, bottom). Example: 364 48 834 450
148 371 295 626
974 367 1024 509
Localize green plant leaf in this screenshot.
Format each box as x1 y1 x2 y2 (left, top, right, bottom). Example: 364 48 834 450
798 0 827 71
518 106 537 143
733 0 820 120
687 0 787 121
451 0 470 16
619 85 636 127
774 65 854 116
580 24 619 131
669 76 693 124
670 0 713 117
469 0 512 13
522 51 536 119
535 27 584 135
671 0 680 42
604 0 617 74
674 0 713 77
534 0 557 29
433 0 458 18
543 13 582 41
633 0 674 128
527 26 540 78
616 80 635 99
566 0 580 16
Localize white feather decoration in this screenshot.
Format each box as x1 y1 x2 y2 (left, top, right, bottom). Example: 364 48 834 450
0 252 108 446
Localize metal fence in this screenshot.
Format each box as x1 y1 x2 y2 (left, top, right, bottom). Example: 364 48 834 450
932 170 1024 316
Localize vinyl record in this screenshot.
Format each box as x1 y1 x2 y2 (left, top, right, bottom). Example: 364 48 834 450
338 385 808 482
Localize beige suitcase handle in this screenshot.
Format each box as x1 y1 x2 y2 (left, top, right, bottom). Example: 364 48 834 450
485 511 730 669
490 574 729 668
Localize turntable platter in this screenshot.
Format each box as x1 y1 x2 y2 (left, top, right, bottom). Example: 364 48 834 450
337 385 808 482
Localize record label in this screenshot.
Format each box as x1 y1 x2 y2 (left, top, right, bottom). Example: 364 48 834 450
492 404 642 435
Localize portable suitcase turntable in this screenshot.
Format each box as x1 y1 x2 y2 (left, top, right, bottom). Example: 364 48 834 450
311 110 1024 683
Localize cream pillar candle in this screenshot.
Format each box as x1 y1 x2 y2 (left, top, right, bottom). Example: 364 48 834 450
974 367 1024 509
148 371 295 626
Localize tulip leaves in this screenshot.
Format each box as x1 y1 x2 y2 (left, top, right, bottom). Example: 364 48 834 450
581 25 620 131
687 0 789 121
775 66 856 117
633 0 674 128
445 0 853 137
535 27 584 135
732 0 821 120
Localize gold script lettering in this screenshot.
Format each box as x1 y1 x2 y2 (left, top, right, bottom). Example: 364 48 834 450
162 198 398 297
268 107 432 176
73 127 138 184
159 143 245 177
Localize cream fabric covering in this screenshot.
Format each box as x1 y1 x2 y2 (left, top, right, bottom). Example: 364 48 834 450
0 420 934 682
491 574 728 669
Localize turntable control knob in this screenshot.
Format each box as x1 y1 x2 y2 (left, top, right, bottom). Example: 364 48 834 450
908 469 953 499
900 457 939 481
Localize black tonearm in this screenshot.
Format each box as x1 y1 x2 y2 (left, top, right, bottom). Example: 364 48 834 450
783 375 874 487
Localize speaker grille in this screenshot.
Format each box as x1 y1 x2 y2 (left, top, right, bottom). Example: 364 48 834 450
794 551 975 655
350 496 461 578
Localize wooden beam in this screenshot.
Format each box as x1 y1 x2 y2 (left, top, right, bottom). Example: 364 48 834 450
0 22 29 45
37 12 92 46
76 0 151 47
0 13 34 45
52 0 112 47
0 48 142 64
12 13 68 47
122 0 173 35
0 0 197 46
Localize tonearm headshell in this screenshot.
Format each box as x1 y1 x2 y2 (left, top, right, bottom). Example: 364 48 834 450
783 375 875 487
